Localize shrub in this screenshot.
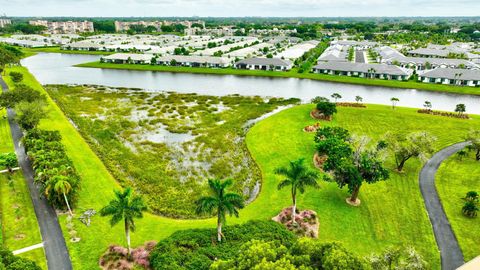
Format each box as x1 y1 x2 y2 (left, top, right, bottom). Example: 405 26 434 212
316 101 337 117
9 72 23 83
14 100 47 131
149 220 296 270
0 248 41 270
462 191 479 218
0 152 17 171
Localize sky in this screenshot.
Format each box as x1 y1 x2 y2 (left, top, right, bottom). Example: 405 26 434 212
1 0 479 17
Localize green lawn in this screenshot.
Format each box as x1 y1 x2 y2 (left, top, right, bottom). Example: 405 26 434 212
436 152 480 261
77 61 480 96
6 66 480 269
0 109 47 269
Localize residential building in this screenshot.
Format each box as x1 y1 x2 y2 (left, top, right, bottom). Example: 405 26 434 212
385 56 478 70
101 53 153 64
115 20 205 32
155 55 231 68
0 19 11 28
62 41 105 51
234 57 293 71
29 20 94 34
312 62 412 80
418 68 480 86
276 40 319 60
317 44 349 62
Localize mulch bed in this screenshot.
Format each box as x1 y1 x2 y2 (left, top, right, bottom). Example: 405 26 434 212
417 109 469 119
336 102 367 108
310 109 332 121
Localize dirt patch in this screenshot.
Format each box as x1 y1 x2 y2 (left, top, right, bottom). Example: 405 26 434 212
313 152 327 170
14 234 26 240
272 206 319 238
310 109 332 121
303 123 321 132
346 197 361 206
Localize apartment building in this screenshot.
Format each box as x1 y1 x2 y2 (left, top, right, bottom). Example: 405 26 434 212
0 19 11 28
29 20 94 34
115 20 205 32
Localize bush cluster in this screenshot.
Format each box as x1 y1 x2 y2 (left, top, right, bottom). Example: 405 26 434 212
0 248 41 270
149 220 296 270
9 72 23 83
23 129 80 210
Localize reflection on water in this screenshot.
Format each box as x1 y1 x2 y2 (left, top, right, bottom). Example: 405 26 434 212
22 53 480 114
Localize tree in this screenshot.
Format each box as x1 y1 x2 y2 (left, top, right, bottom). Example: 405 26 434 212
0 152 18 173
275 158 319 223
14 101 47 131
390 97 399 109
316 101 337 118
386 132 437 172
195 179 244 242
455 104 466 115
355 96 363 103
0 84 46 109
369 246 428 270
0 45 21 75
100 187 147 258
456 149 468 161
311 96 330 104
462 191 479 218
316 128 389 204
46 175 74 216
331 93 342 102
10 72 23 83
465 129 480 161
423 101 432 111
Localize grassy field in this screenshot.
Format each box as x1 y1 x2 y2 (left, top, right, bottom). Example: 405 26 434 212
6 66 480 269
0 109 47 269
45 84 297 218
77 61 480 96
436 152 480 261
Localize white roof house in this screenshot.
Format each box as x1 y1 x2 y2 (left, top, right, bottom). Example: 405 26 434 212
101 53 153 64
234 57 293 71
317 44 349 62
313 62 413 80
155 55 231 67
418 68 480 83
276 40 319 60
386 56 479 70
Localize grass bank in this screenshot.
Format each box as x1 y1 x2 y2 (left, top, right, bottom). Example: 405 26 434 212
0 108 47 269
436 153 480 261
6 66 480 269
76 61 480 96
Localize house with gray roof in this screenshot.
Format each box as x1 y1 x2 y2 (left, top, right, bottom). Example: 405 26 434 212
312 62 412 80
385 56 478 70
155 55 231 68
63 41 105 51
418 68 480 87
101 53 153 64
234 57 293 71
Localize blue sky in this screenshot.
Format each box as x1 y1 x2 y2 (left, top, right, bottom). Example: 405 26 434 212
1 0 479 17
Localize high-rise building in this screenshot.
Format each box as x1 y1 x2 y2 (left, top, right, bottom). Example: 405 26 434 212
29 20 94 34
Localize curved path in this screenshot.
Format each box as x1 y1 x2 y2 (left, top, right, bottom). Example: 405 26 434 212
420 142 469 270
1 76 73 270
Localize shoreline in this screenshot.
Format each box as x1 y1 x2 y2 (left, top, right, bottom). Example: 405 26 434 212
75 61 480 96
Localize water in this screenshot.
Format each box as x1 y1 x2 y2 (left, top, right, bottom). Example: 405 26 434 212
22 53 480 113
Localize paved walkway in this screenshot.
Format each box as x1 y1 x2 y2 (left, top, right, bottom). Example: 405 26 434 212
1 76 73 270
420 142 468 270
13 243 44 255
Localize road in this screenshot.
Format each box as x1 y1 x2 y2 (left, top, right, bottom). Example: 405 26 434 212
1 75 73 270
420 142 468 270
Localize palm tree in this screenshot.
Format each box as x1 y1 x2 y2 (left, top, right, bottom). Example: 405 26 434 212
195 179 244 242
47 175 73 216
275 158 319 223
100 187 147 258
390 97 399 109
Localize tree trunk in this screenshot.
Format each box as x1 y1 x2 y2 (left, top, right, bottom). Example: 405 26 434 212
292 195 297 224
125 219 131 259
217 220 222 242
350 185 360 203
476 149 480 161
397 159 406 171
63 192 73 216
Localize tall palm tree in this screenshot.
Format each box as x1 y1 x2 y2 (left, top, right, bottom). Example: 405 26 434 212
195 179 244 242
275 158 319 223
47 175 73 216
100 187 147 258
